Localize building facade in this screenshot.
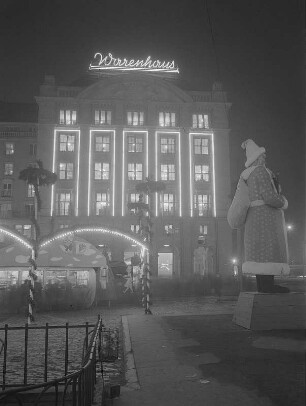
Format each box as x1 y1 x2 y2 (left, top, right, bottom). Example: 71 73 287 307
0 72 233 278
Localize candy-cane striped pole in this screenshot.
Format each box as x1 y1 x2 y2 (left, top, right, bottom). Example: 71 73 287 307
28 249 36 323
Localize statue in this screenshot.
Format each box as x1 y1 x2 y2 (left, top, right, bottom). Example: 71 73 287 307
240 139 290 293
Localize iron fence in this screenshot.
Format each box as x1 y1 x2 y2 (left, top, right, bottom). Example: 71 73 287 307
0 316 104 405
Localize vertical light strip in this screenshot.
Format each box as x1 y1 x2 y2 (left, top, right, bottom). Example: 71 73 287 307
122 131 126 216
189 133 193 217
211 132 216 217
75 130 81 216
87 130 93 216
112 131 116 216
146 131 149 204
189 132 216 217
51 130 57 216
178 131 182 216
155 131 158 216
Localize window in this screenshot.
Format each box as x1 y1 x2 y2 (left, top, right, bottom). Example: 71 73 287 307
30 143 37 156
194 194 209 216
159 112 176 127
2 183 12 197
27 184 35 198
4 163 13 176
161 193 175 214
127 111 144 126
59 224 69 229
5 143 14 155
59 163 74 180
128 136 143 152
195 165 209 181
15 224 32 238
161 164 175 181
131 224 140 233
129 193 140 203
128 163 143 180
94 110 111 125
59 109 77 125
161 138 175 154
94 163 110 180
194 138 209 155
192 114 209 129
25 203 35 217
96 193 110 215
0 203 12 218
164 224 174 234
59 134 75 152
95 135 110 152
199 225 208 235
56 192 71 216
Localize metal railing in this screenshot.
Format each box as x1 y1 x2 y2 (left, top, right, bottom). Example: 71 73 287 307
0 316 103 405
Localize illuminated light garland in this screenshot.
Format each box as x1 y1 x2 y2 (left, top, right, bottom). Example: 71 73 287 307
51 128 81 216
89 52 179 74
189 132 216 217
0 226 33 250
122 130 149 216
40 227 148 252
88 130 116 216
155 131 181 217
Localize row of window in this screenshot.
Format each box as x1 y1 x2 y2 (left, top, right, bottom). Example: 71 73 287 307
59 109 210 129
53 191 210 217
1 183 35 198
3 143 37 156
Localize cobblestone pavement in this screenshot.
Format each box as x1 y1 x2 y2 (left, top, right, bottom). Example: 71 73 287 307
0 296 236 388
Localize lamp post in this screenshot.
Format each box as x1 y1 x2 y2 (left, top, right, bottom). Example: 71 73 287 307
286 223 293 264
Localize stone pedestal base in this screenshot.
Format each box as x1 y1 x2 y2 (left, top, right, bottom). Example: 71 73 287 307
233 292 306 330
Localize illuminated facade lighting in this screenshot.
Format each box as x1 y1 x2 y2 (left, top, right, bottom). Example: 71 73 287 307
51 128 81 216
40 227 148 252
88 129 116 216
155 131 158 216
189 132 216 217
0 226 33 250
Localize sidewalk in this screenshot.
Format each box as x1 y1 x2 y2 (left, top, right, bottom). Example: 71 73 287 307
113 299 305 406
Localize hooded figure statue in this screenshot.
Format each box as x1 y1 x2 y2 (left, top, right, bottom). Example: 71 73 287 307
241 139 290 293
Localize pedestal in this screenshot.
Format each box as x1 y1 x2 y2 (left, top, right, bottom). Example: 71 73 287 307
233 292 306 330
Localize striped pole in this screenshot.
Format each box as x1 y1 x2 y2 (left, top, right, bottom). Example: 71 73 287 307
28 249 36 323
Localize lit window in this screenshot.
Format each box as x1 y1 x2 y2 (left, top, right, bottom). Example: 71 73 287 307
164 224 174 234
0 203 12 218
194 138 209 155
194 194 210 216
59 109 77 125
59 224 69 229
27 184 35 197
56 192 71 216
25 203 34 217
128 136 143 152
127 111 144 126
96 193 110 215
131 224 140 233
195 165 209 181
59 163 74 180
2 183 12 197
95 135 110 152
129 193 141 203
4 163 13 176
128 163 143 180
94 110 112 125
59 134 75 152
5 143 14 155
15 224 32 238
94 163 110 180
199 225 208 235
161 193 175 214
159 112 176 127
161 138 175 154
161 164 175 181
30 143 37 156
192 114 209 129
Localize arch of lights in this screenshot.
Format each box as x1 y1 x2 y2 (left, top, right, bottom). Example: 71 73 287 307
0 226 33 250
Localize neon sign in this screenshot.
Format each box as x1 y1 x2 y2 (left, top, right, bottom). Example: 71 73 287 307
89 52 179 74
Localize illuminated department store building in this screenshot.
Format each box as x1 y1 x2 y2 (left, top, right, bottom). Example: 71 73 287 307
0 55 232 278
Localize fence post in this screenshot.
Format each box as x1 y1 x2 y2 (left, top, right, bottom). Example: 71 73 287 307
44 323 49 382
24 323 28 385
2 325 8 390
65 322 69 376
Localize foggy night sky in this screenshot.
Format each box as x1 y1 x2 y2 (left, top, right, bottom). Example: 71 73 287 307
0 0 304 257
